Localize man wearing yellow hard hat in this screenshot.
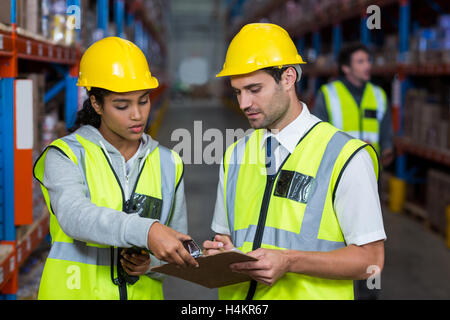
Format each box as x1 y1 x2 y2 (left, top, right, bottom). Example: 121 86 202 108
33 37 198 300
203 23 386 300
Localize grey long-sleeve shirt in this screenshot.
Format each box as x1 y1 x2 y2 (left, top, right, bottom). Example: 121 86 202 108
42 125 187 277
312 77 393 154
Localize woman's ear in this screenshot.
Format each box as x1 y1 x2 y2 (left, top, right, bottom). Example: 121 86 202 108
90 96 103 115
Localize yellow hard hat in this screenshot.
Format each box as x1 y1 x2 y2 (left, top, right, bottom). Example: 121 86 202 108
77 37 159 92
217 23 306 78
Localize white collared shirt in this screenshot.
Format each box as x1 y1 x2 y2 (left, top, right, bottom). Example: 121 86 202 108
211 103 386 246
260 102 317 172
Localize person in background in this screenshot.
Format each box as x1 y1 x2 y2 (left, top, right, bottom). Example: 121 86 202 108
313 43 394 168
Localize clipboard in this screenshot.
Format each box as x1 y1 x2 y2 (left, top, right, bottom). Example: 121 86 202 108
150 250 258 288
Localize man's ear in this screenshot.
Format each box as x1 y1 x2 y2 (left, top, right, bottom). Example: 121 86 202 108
282 67 297 90
90 96 103 115
341 65 351 76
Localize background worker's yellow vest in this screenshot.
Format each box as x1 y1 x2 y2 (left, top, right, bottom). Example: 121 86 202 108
320 80 386 155
33 133 183 300
220 122 379 300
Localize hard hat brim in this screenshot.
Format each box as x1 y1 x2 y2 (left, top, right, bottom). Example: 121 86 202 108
216 61 306 78
76 76 159 92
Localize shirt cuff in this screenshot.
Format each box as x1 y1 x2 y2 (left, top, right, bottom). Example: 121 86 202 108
125 215 158 250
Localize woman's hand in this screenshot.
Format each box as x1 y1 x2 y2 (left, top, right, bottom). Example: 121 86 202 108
120 249 151 276
147 222 199 268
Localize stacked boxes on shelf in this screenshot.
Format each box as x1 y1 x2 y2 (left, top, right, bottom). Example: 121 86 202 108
0 0 78 46
403 88 450 151
373 35 399 67
404 85 450 237
28 74 46 226
1 0 169 299
409 14 450 65
14 73 47 242
0 0 39 32
427 169 450 235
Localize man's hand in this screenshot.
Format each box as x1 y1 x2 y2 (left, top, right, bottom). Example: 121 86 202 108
120 249 151 276
147 222 199 268
230 248 289 286
202 234 234 256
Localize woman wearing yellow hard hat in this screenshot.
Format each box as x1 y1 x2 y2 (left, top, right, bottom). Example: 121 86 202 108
33 37 198 300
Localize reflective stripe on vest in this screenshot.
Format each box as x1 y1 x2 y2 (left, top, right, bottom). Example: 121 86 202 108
48 240 110 266
60 134 91 199
324 82 343 129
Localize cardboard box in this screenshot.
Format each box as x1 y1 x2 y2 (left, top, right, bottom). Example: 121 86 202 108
0 1 12 25
439 120 449 150
24 74 45 152
0 0 41 34
427 169 450 235
26 0 40 34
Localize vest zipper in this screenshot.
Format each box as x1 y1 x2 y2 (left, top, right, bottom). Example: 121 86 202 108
245 174 276 300
123 158 130 199
100 149 128 300
244 122 323 300
103 149 150 299
252 174 276 251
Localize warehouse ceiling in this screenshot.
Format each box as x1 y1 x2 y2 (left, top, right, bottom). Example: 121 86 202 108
168 0 223 39
166 0 226 90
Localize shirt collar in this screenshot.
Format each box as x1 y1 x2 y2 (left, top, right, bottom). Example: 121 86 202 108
260 102 319 154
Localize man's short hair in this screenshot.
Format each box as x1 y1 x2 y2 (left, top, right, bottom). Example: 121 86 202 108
338 43 370 76
262 65 301 84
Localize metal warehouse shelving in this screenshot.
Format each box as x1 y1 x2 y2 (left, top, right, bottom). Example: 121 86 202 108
302 63 450 77
395 136 450 167
0 0 168 299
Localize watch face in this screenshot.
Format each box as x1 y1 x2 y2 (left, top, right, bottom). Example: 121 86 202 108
183 239 202 258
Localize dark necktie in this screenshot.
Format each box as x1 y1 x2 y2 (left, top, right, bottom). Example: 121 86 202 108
265 136 279 176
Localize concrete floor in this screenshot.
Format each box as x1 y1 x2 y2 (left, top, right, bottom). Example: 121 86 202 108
156 97 249 300
155 97 450 300
379 208 450 299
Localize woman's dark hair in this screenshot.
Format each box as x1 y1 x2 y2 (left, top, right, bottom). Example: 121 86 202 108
338 43 370 76
72 87 112 130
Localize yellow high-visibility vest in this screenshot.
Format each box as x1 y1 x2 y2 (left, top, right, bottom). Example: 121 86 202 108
220 122 379 300
320 80 386 155
33 133 183 300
